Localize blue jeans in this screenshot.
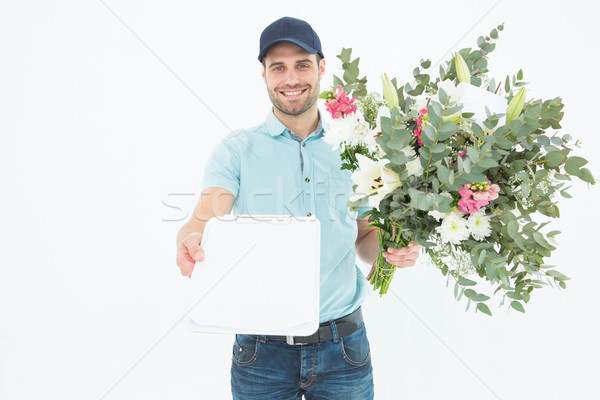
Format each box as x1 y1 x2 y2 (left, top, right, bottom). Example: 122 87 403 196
230 321 374 400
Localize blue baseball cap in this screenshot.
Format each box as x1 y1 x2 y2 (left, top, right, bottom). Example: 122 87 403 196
258 17 324 62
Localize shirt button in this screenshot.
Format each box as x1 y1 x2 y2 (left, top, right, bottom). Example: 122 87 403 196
287 129 291 134
307 212 312 217
305 177 310 183
302 142 306 147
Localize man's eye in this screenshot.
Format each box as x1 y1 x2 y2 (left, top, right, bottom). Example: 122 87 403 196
298 64 309 69
273 66 283 72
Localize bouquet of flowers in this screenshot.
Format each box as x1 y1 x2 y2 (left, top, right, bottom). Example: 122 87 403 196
319 24 595 314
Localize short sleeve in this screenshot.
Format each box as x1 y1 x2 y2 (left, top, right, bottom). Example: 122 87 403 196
357 205 371 219
200 138 240 197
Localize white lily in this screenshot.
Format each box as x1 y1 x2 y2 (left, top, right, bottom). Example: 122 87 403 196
437 80 461 104
437 81 508 126
397 146 423 177
350 154 385 202
380 165 402 194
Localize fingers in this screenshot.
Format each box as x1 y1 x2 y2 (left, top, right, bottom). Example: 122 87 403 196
383 242 421 268
176 232 204 278
181 232 204 262
176 248 195 278
187 244 205 262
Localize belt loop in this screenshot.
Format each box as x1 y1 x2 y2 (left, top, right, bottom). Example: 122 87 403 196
259 335 267 343
330 320 340 343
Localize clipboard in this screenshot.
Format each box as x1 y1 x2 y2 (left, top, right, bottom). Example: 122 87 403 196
186 214 320 336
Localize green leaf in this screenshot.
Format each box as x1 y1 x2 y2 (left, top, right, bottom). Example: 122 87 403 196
533 232 550 249
546 270 570 281
564 156 588 174
333 75 343 88
510 301 525 313
478 157 498 169
507 220 519 239
559 281 567 289
579 168 595 184
338 48 352 63
478 249 487 265
465 289 490 302
387 139 406 150
430 143 446 153
471 122 484 138
567 156 588 168
476 302 492 316
485 263 497 281
422 126 437 145
437 164 449 183
429 102 443 127
437 121 458 141
506 291 522 300
545 151 565 168
560 189 572 199
458 277 477 286
438 87 448 105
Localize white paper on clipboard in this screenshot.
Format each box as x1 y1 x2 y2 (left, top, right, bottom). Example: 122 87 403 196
186 214 320 336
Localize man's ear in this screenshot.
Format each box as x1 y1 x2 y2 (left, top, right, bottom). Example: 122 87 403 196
261 62 266 80
319 58 326 80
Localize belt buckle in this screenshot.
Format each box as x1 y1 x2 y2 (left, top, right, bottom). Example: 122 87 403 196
286 336 307 345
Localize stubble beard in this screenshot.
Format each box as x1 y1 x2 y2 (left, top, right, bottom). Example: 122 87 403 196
268 83 320 116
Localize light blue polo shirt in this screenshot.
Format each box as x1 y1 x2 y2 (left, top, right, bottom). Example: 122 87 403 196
201 109 372 322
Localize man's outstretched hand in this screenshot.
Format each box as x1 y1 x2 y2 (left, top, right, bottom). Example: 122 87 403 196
176 232 204 278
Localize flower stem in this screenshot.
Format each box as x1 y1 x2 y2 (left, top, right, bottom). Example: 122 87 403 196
368 223 408 295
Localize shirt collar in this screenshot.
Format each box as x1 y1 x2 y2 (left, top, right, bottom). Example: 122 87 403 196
265 108 326 139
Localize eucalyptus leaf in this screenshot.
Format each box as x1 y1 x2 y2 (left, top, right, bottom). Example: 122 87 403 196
510 301 525 313
458 277 477 286
476 302 492 316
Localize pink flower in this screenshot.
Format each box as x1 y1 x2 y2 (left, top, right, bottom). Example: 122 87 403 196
414 128 423 146
458 184 473 198
472 182 500 202
325 85 357 119
456 181 500 214
458 198 479 214
454 150 468 166
413 108 429 146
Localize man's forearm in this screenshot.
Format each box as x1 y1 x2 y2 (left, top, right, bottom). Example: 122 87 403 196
176 188 235 247
355 228 380 265
176 218 206 247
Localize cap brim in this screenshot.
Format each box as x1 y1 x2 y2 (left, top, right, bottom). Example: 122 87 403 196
258 38 322 61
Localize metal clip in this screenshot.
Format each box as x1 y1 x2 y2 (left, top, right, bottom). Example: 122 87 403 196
286 336 307 345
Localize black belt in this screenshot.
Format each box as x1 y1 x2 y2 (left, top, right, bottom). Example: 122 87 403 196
267 307 363 345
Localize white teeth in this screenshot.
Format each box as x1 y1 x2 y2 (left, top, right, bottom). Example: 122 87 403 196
283 90 303 96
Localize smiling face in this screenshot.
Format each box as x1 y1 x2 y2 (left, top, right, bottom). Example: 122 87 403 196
262 42 325 117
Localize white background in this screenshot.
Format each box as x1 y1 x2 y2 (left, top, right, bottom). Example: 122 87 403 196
1 1 599 399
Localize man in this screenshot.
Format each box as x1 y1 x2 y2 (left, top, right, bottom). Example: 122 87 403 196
176 16 421 400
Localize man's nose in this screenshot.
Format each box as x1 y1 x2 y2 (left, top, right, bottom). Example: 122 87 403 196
283 68 300 86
